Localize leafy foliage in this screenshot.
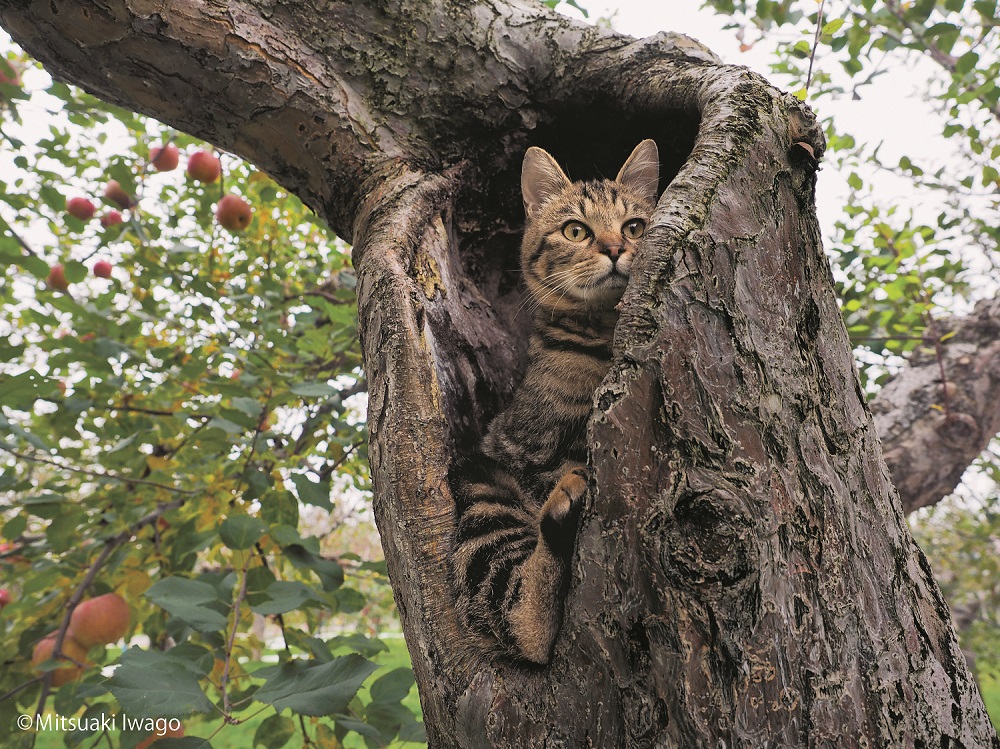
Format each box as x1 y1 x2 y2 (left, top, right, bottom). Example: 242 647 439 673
0 38 422 749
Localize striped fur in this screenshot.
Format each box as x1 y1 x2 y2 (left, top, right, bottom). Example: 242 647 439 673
450 141 660 664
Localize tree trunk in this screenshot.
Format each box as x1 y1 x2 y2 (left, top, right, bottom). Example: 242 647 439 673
2 1 998 746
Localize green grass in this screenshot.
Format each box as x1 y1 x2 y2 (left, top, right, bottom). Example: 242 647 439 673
982 676 1000 732
31 636 422 749
31 647 1000 745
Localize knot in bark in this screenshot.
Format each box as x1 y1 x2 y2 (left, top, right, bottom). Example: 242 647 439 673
936 411 980 447
650 476 757 591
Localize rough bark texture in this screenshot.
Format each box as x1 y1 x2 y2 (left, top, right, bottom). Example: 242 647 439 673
874 297 1000 514
2 1 999 747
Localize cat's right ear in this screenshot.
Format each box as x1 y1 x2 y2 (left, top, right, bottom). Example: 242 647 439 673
521 147 571 218
616 139 660 207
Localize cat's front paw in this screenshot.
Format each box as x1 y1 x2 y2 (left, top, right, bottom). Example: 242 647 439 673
539 466 588 557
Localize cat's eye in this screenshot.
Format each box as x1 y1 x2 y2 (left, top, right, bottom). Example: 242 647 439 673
561 221 590 243
622 219 646 240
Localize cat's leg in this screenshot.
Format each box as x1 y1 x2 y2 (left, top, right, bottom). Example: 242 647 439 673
450 456 540 654
507 464 588 664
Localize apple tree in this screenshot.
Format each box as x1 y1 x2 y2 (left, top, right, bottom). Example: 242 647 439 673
1 0 999 746
1 38 423 749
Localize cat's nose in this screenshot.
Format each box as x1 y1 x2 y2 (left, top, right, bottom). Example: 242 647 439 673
600 243 623 262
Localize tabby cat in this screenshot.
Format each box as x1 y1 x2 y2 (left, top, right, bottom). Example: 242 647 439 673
449 140 660 664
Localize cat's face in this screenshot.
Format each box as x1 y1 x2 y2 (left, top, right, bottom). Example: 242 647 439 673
520 140 659 316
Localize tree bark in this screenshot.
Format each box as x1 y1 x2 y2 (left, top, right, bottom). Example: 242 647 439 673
2 1 998 747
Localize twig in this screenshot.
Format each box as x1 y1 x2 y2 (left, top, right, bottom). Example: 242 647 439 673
0 445 198 495
317 442 362 481
0 219 40 258
220 552 252 721
30 497 184 719
805 0 827 94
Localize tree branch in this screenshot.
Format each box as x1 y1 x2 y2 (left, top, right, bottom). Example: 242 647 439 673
0 445 199 494
871 295 1000 514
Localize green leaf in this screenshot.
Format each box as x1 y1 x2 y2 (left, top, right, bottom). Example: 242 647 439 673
906 0 936 24
399 720 427 743
259 489 300 528
285 544 345 591
20 253 50 278
290 382 338 398
926 22 959 54
230 396 263 418
335 587 366 614
327 633 389 659
291 472 332 509
364 701 414 742
206 416 244 434
249 580 317 615
331 715 383 741
255 655 379 716
144 577 229 632
46 509 86 553
253 714 295 749
974 0 997 18
791 40 811 59
821 18 844 36
219 515 267 550
369 668 415 704
64 260 88 283
108 649 214 718
955 51 980 75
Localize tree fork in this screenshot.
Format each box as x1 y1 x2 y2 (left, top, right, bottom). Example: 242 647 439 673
2 2 998 746
0 1 989 511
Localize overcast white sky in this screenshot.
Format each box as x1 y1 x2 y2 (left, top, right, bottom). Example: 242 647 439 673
575 0 944 156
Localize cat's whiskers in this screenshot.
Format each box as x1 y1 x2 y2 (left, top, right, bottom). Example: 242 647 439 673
534 265 590 314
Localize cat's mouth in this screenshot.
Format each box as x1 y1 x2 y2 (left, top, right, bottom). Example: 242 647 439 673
595 263 629 286
577 267 628 302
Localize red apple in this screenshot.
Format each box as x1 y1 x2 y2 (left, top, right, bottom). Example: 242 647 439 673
0 542 27 565
66 197 96 221
31 634 89 687
149 142 179 172
0 588 11 608
93 259 113 279
215 194 253 232
103 180 135 210
0 60 20 87
67 592 130 646
186 150 221 183
47 264 69 291
100 210 124 228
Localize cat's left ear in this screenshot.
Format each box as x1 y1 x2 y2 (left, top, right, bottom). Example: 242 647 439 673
616 139 660 206
522 146 572 217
